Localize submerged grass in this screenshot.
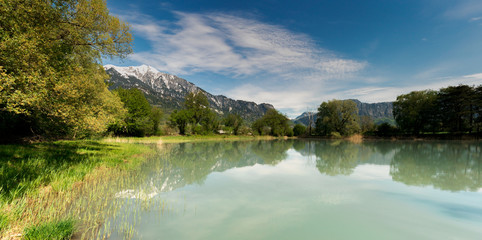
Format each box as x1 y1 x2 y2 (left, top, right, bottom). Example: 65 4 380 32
0 140 155 239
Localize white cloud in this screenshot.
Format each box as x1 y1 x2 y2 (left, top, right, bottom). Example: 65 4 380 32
126 11 366 78
444 0 482 19
469 16 482 22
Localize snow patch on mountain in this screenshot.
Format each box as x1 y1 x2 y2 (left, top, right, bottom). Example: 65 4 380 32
104 64 161 79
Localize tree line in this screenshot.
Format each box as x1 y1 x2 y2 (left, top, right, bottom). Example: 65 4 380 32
393 85 482 135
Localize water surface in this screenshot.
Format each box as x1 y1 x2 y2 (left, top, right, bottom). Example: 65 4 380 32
107 140 482 239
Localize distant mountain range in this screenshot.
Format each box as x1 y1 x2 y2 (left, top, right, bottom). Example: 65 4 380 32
293 99 394 126
104 65 274 122
104 65 394 124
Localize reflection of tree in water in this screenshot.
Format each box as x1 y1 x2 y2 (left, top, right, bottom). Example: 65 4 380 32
150 140 293 192
314 141 361 176
390 142 482 192
250 140 294 165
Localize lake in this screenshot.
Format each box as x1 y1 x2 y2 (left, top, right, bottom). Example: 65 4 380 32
103 140 482 240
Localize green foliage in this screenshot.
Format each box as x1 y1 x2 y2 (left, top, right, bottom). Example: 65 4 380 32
0 0 132 140
438 85 476 133
223 114 244 135
169 109 193 135
0 140 151 202
184 91 210 124
23 219 75 240
315 99 360 136
393 85 482 135
252 109 293 136
359 115 375 133
169 91 219 135
109 88 162 136
376 122 399 137
393 90 438 134
293 124 307 136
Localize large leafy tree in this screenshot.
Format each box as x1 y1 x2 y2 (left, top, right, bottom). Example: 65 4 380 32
393 90 438 134
109 88 162 137
438 85 476 133
315 99 360 136
0 0 132 139
169 91 219 135
223 114 243 135
252 109 293 137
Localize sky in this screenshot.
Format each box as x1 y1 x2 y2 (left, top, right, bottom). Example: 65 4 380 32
104 0 482 117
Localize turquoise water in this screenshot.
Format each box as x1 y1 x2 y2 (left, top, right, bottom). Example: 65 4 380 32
108 140 482 239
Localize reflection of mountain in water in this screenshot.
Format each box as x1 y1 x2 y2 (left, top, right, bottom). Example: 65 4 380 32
145 140 294 194
292 140 482 192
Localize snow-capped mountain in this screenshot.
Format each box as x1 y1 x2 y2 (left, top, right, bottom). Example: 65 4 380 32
104 65 274 122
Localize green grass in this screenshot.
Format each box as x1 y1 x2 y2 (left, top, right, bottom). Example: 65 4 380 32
0 140 150 202
0 213 8 232
0 140 154 239
23 219 74 240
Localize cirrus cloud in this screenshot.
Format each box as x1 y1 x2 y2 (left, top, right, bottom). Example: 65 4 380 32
126 11 366 78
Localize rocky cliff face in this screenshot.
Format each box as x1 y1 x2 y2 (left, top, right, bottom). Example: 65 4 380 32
350 99 393 120
104 65 274 122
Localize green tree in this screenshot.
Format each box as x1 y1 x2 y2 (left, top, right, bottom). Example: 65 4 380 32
438 85 476 133
315 99 360 136
293 124 306 136
223 114 244 135
475 85 482 133
0 0 132 139
359 115 375 133
169 109 192 135
252 109 293 136
184 91 210 124
180 91 219 135
393 90 438 134
109 88 162 136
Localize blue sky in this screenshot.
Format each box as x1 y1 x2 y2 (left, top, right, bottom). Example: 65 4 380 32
105 0 482 117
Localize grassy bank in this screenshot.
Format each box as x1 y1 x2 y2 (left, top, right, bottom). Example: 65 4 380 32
0 140 155 239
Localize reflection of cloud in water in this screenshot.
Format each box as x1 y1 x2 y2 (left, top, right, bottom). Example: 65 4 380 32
350 164 391 180
115 189 158 200
313 192 358 205
115 180 162 200
222 153 314 181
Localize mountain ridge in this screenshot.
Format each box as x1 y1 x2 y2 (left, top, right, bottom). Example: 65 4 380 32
104 65 274 122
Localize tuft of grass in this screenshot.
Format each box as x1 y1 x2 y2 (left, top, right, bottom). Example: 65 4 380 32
0 213 8 231
23 219 75 240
